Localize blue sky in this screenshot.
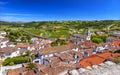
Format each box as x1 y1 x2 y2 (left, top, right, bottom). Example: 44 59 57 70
0 0 120 22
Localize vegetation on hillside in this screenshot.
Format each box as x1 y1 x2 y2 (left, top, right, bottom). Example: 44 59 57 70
0 20 120 39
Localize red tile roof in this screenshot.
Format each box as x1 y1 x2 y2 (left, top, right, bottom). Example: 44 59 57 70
39 44 75 55
8 67 27 75
112 41 120 46
16 43 29 48
77 51 120 68
77 54 105 68
84 41 93 48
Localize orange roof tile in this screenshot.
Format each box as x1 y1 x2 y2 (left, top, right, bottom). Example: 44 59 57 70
77 54 105 68
77 51 120 68
112 41 120 46
97 51 112 59
16 43 29 48
39 44 75 55
84 41 93 48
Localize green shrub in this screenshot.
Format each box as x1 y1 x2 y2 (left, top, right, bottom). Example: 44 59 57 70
91 35 107 43
2 56 30 66
92 38 103 44
9 62 14 66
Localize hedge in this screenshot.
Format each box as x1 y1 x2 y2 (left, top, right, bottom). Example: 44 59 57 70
2 56 30 66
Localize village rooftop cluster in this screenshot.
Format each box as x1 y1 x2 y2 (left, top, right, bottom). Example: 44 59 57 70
0 29 120 75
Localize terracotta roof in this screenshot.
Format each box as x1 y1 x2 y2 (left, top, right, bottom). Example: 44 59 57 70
77 54 105 68
84 41 93 48
23 70 46 75
8 67 27 75
8 62 43 75
55 52 75 62
0 47 18 53
16 43 29 48
40 62 75 75
39 44 75 55
97 51 112 59
44 56 61 64
54 50 83 62
0 38 9 42
77 51 120 68
8 61 76 75
112 41 120 46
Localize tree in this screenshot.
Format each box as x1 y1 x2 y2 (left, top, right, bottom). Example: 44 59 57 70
91 35 107 43
92 38 103 44
99 36 107 42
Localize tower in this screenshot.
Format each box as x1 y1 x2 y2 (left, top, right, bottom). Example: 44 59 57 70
85 28 91 40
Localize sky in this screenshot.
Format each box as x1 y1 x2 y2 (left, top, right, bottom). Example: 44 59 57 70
0 0 120 22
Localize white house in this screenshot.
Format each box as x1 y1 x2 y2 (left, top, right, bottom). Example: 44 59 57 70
33 45 77 64
0 47 20 60
0 31 6 36
16 43 30 50
6 42 15 47
38 45 76 58
0 38 9 48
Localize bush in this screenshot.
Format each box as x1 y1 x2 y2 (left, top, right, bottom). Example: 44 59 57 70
9 62 14 66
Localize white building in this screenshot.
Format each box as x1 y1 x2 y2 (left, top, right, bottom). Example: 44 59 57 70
0 38 9 48
0 31 6 36
0 47 20 60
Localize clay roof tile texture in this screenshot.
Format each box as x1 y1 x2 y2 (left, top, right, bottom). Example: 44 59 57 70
39 44 75 55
